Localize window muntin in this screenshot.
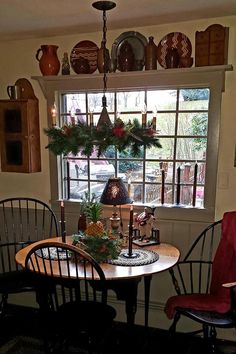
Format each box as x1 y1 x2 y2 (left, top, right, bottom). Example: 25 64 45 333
59 87 209 208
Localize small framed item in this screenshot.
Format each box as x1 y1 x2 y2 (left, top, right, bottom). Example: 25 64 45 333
133 228 160 247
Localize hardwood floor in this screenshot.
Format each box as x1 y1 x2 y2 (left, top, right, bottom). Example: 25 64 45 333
0 305 236 354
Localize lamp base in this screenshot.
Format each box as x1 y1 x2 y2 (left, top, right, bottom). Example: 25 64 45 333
110 211 120 235
92 1 116 11
122 251 139 259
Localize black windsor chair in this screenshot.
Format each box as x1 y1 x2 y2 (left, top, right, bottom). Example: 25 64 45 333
0 197 59 317
24 241 117 354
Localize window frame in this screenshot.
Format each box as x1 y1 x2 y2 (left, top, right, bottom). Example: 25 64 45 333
33 66 231 222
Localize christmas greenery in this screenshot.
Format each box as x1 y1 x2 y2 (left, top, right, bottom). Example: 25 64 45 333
44 118 161 157
72 232 122 263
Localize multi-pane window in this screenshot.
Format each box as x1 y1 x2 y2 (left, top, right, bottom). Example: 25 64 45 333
59 87 209 208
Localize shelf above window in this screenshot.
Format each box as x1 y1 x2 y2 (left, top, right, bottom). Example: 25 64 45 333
32 64 233 99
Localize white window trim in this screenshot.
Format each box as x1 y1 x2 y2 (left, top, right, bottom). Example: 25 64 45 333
32 65 233 222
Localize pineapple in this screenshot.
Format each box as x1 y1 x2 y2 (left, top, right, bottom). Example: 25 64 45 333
85 202 104 237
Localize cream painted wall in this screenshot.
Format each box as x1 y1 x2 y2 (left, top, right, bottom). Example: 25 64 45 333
0 15 236 339
0 15 235 214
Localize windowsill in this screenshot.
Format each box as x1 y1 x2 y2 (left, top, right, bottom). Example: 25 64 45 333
52 199 214 223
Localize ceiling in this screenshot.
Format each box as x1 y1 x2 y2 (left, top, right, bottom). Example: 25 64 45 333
0 0 236 41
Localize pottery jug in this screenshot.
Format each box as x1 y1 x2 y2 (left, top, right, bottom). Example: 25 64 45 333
36 45 60 76
145 36 157 70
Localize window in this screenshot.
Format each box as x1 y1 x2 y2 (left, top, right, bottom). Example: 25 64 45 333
38 66 229 218
59 87 209 208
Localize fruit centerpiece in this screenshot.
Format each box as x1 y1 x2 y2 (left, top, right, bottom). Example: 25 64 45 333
72 195 121 263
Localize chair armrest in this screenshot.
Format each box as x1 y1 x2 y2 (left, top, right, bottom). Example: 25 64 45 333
222 282 236 288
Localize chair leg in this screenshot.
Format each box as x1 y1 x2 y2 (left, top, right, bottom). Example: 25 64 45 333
167 312 181 352
169 312 181 337
0 293 8 317
209 326 217 354
203 324 218 354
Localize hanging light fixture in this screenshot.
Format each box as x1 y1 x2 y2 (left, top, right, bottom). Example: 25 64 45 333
92 1 116 128
44 1 161 157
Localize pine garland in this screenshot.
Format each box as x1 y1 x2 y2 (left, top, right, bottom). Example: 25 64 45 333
72 233 122 263
44 119 162 157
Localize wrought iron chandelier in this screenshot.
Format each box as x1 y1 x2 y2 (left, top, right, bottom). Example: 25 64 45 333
44 1 161 157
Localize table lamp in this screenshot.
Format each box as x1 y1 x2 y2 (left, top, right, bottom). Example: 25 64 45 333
100 177 132 235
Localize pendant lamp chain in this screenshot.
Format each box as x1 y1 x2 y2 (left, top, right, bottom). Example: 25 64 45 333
102 7 108 107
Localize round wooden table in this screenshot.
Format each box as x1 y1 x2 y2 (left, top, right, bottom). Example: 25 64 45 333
15 236 180 326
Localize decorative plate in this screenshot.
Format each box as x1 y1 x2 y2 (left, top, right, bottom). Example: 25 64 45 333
157 32 192 68
70 40 99 74
111 31 148 71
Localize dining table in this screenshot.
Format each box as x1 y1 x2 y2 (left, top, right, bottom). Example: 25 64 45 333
15 236 180 327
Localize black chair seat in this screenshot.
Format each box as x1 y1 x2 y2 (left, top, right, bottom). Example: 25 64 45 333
176 307 235 327
0 270 34 294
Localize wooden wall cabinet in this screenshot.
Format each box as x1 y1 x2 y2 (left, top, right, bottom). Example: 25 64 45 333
0 99 41 173
195 24 229 67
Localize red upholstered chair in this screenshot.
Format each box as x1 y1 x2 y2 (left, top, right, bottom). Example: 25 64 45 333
165 211 236 353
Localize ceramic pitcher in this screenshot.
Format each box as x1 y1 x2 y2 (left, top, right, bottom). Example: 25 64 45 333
36 45 60 76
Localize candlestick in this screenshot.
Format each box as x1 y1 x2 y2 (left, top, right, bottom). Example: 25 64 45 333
128 205 134 257
123 205 138 258
60 201 66 242
192 163 198 206
51 104 57 126
176 167 181 205
161 169 165 204
66 161 71 200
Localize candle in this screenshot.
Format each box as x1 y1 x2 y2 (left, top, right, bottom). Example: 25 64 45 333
152 107 157 130
89 112 94 126
176 167 181 205
142 113 146 128
141 103 147 128
70 113 75 125
128 205 134 256
51 104 57 126
152 116 156 131
161 169 165 204
192 163 198 206
127 177 131 197
60 201 66 242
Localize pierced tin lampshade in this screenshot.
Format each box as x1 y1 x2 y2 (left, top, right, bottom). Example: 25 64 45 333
100 177 132 205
